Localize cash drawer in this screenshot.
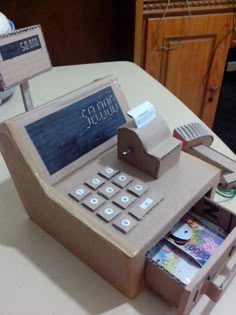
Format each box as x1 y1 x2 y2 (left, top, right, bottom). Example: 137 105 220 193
145 196 236 315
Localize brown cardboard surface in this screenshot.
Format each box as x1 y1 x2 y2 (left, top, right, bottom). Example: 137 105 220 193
174 122 236 189
190 145 236 189
118 116 182 179
191 145 236 173
222 173 236 189
0 25 51 90
0 76 223 300
145 197 236 315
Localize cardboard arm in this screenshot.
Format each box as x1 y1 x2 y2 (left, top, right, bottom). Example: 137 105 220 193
174 122 236 189
118 117 182 179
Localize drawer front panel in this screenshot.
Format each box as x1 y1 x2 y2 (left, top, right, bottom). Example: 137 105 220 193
145 196 236 315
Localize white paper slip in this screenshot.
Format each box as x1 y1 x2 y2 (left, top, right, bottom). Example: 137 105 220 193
127 101 157 128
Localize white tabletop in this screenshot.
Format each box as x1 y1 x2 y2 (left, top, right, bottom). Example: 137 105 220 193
0 62 235 315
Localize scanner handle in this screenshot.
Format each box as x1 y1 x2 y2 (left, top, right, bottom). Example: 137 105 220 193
174 122 236 189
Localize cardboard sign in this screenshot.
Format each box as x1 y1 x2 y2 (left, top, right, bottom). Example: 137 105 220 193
0 25 51 91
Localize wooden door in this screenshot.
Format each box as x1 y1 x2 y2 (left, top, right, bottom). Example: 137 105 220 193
144 14 233 127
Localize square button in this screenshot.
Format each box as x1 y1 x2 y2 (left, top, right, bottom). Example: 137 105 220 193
69 184 91 202
127 181 148 197
98 183 120 199
112 172 133 188
96 203 121 222
98 166 118 179
113 192 136 209
82 193 105 211
85 175 105 190
129 193 164 220
113 214 138 234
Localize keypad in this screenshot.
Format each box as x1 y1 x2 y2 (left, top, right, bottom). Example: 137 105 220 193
68 166 164 234
127 181 148 197
113 214 138 234
98 183 120 199
85 175 105 190
112 172 133 188
97 204 121 222
82 193 105 211
69 184 91 201
113 192 136 209
129 193 164 220
98 166 118 179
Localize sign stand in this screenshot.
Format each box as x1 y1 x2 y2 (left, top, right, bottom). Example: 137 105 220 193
0 25 52 112
20 80 34 111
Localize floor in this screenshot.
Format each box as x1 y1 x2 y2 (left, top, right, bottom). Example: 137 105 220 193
213 69 236 154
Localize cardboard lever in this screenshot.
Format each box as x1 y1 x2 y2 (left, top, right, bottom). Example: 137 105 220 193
174 122 236 189
118 116 182 179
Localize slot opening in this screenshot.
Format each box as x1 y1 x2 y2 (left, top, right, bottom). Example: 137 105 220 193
144 195 235 308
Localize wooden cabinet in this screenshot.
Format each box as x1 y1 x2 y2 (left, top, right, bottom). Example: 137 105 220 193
135 1 235 128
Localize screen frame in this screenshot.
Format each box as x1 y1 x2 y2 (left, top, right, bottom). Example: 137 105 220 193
12 75 130 185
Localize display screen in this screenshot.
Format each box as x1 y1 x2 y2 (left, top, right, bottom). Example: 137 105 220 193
0 35 42 61
25 86 126 175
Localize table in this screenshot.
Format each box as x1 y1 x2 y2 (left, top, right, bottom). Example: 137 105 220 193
0 62 235 315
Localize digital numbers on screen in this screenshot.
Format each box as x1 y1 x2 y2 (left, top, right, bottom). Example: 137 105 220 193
0 35 42 61
26 86 126 175
81 95 119 128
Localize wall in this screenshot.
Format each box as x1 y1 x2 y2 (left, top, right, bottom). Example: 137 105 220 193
1 0 135 66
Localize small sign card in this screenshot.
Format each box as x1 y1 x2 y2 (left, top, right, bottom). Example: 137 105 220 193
0 25 51 91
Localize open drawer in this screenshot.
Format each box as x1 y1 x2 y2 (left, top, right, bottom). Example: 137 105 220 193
145 197 236 315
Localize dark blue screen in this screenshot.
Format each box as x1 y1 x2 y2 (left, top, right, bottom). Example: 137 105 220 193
26 87 126 174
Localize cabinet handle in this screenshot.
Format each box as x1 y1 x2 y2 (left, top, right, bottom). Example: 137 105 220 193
207 86 219 102
208 86 219 93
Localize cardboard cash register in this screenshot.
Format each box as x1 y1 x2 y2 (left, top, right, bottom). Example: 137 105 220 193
1 26 236 315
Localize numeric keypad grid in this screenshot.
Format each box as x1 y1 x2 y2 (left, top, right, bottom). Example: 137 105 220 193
69 166 163 234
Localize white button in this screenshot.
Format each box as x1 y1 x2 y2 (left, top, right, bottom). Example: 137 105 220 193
92 178 100 185
121 196 129 203
90 198 98 205
75 188 84 195
106 168 114 174
122 219 131 227
135 184 143 191
106 187 114 194
119 175 126 181
139 198 153 210
105 208 114 215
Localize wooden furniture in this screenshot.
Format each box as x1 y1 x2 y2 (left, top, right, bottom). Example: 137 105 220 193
2 0 235 128
134 0 236 128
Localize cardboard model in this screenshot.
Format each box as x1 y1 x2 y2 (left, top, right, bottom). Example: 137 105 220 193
174 122 236 189
1 75 236 314
0 25 52 111
0 25 236 315
0 24 51 90
118 117 182 179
